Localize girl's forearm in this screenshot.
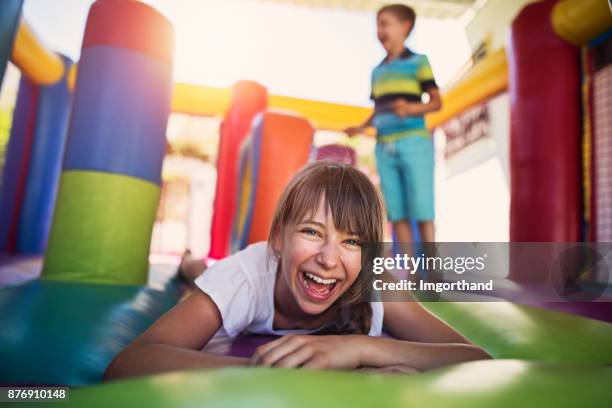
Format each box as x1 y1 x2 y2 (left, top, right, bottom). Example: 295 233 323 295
356 336 491 371
103 342 249 381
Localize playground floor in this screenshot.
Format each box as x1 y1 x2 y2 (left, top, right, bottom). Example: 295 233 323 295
0 253 179 289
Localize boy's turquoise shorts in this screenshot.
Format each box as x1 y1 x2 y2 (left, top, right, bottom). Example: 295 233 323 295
374 136 435 222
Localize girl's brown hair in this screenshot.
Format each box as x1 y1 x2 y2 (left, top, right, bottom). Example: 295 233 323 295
268 160 384 334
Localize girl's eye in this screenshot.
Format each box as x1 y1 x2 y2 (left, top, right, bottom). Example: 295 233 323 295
301 228 320 237
345 239 362 247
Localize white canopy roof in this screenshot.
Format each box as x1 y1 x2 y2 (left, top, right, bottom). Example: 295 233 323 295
256 0 480 19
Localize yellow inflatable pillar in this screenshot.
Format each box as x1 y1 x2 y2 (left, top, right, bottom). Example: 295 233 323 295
552 0 612 46
11 19 64 85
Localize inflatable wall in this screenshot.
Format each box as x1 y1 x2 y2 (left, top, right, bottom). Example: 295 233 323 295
232 111 314 251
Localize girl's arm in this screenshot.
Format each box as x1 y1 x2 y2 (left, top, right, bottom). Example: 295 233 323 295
353 299 490 371
103 289 249 381
382 296 470 343
251 321 489 371
252 293 490 371
355 335 489 372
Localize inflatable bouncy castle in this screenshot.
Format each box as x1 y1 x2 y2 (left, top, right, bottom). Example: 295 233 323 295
0 0 611 406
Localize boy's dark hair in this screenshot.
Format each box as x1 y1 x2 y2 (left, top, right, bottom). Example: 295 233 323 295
378 4 416 30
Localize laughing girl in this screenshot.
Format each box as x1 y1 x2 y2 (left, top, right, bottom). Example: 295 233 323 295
104 161 489 380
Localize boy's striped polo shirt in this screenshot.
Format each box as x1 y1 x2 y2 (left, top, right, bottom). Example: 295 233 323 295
371 48 438 142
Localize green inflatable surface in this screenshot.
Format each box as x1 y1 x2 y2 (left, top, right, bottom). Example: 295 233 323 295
16 361 612 408
0 279 182 386
422 302 612 364
1 277 611 397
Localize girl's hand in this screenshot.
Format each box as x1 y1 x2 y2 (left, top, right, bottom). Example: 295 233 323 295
251 334 364 370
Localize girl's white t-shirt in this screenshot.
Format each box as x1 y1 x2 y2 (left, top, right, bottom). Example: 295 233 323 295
194 242 383 353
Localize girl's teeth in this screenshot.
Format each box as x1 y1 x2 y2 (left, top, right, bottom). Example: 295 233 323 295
305 272 336 285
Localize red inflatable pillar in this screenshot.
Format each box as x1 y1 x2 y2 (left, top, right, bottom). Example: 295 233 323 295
509 0 581 243
0 77 38 253
208 81 267 259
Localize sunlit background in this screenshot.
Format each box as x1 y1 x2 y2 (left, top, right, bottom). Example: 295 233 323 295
21 0 474 104
0 0 533 258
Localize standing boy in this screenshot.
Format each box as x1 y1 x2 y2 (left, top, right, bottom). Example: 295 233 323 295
346 4 442 243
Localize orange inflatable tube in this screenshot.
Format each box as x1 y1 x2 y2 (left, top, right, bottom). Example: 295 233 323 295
246 111 314 245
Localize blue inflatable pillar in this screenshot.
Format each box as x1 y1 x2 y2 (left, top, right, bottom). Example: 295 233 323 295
17 56 73 253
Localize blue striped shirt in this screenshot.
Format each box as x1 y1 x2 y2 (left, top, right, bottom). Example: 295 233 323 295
370 48 438 142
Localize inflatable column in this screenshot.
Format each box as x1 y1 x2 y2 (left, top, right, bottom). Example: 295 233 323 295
509 0 581 243
43 0 174 285
247 112 313 244
232 111 313 251
208 81 267 259
16 56 73 253
0 76 38 252
0 0 23 90
0 0 26 252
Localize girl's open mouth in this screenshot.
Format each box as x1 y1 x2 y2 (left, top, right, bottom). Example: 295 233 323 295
299 270 339 301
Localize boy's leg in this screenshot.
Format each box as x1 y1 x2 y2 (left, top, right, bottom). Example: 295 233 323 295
394 220 414 243
375 142 409 240
418 220 435 242
397 137 435 241
394 220 416 266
